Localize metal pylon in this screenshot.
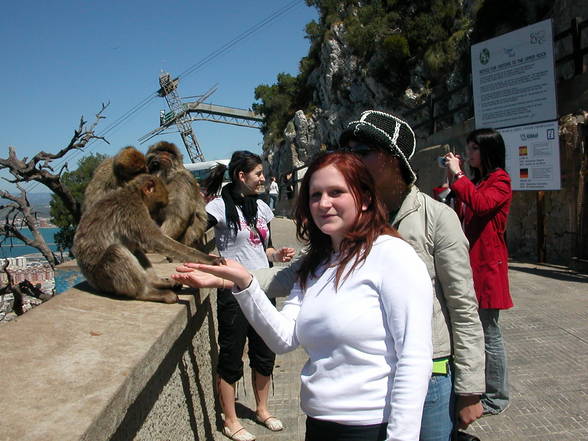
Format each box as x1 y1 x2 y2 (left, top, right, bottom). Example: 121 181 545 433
158 72 204 162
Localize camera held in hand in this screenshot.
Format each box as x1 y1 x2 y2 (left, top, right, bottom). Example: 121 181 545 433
437 156 448 168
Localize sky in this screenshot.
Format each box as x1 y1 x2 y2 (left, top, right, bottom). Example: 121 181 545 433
0 0 317 193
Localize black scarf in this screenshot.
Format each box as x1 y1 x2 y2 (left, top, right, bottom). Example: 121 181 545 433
221 182 259 235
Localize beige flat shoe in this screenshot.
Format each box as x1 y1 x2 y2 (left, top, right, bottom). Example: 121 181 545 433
256 415 284 432
222 426 256 441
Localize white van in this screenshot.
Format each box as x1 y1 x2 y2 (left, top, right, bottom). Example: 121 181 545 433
184 159 230 193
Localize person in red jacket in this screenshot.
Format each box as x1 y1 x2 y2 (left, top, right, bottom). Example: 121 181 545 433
445 128 513 417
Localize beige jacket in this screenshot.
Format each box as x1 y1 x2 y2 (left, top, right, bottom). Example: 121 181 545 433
254 186 485 394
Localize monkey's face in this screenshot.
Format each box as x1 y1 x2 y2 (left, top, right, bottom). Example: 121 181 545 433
138 175 169 216
147 150 181 176
146 142 182 176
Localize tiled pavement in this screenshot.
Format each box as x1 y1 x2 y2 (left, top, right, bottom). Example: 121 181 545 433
230 218 588 441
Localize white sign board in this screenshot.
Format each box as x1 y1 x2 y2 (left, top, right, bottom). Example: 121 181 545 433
498 120 560 190
471 19 556 129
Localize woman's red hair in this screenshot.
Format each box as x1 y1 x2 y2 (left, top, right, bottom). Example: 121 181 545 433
294 151 400 289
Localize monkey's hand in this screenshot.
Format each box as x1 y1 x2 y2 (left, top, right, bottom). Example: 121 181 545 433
183 259 253 291
212 255 227 266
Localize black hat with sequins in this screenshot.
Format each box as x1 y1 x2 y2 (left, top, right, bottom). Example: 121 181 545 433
339 110 418 184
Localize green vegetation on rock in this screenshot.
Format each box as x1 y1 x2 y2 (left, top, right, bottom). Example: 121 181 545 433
253 0 557 143
254 0 469 141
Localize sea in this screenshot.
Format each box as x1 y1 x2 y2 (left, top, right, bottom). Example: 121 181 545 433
0 227 84 294
0 227 63 259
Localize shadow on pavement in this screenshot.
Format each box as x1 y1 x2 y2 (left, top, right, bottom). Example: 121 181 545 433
508 261 588 283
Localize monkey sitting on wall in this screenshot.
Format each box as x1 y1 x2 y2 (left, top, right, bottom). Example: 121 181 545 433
83 146 148 212
146 141 208 247
73 174 223 303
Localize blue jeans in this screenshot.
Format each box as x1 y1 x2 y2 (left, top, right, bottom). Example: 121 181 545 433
269 194 278 210
479 308 509 414
420 366 455 441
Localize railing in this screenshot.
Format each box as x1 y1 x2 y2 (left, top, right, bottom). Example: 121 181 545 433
554 17 588 76
403 82 473 135
403 17 588 136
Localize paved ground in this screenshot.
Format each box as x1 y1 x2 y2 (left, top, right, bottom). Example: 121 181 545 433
230 218 588 441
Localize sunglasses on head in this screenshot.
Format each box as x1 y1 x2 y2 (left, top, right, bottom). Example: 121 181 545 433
338 144 378 155
339 144 398 158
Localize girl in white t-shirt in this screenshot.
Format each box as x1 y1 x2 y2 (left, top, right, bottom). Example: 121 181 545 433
202 151 294 441
175 152 432 441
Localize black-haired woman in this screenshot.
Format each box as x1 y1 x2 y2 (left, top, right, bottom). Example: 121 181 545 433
203 150 295 441
445 129 513 417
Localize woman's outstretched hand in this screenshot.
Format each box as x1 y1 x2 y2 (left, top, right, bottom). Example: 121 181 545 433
172 263 230 289
173 259 253 291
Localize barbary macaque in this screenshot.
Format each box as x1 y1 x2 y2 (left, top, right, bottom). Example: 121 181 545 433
146 141 208 247
73 174 223 303
83 146 148 212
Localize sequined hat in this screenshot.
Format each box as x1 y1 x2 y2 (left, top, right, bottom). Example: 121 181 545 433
339 110 417 184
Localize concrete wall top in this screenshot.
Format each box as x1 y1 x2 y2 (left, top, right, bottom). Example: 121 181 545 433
0 257 213 441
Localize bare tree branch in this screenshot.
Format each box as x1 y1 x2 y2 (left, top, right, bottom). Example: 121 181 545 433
0 184 58 267
0 104 110 320
0 261 24 316
0 260 11 296
0 103 109 223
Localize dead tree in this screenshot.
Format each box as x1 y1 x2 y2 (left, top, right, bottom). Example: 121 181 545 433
0 184 59 267
0 260 23 317
0 260 51 320
0 104 109 270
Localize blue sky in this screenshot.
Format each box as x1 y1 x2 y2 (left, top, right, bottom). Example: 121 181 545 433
0 0 317 193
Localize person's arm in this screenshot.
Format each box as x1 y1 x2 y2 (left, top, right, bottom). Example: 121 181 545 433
433 205 485 426
252 260 300 298
181 259 302 354
455 395 484 429
379 240 433 441
266 247 296 263
451 172 511 217
172 256 302 298
232 278 302 353
206 213 217 230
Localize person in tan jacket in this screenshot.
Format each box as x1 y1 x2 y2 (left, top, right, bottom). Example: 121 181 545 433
174 110 486 441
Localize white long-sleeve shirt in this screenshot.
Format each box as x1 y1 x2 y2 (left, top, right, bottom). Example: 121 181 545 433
233 235 433 441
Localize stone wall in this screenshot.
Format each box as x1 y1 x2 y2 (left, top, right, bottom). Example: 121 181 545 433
0 253 223 441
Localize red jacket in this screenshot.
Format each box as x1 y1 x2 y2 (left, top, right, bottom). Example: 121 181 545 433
451 169 513 309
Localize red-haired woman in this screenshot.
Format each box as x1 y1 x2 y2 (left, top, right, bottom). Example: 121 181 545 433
174 152 433 441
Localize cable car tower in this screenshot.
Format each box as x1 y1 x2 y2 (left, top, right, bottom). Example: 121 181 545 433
141 71 264 163
157 71 205 162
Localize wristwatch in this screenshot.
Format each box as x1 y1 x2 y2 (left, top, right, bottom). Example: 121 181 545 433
454 171 466 180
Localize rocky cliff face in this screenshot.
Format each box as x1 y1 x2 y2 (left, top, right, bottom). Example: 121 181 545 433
262 10 469 177
263 0 588 179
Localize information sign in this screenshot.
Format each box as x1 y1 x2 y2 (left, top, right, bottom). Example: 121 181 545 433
498 120 560 191
471 19 557 129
